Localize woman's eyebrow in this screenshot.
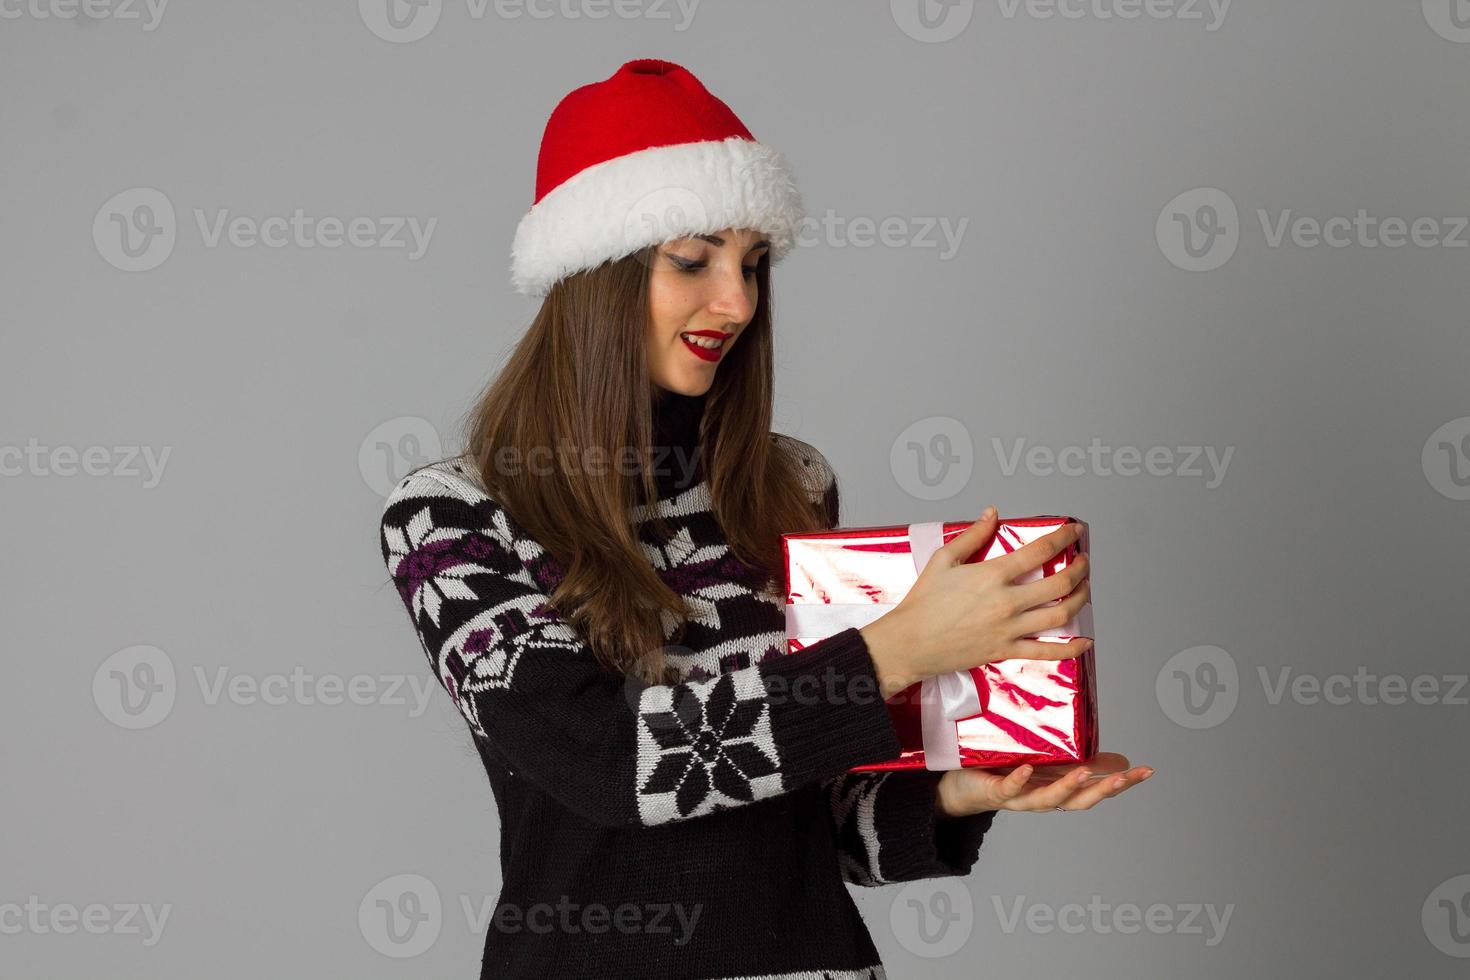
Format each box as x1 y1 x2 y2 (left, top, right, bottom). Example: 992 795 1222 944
692 233 771 253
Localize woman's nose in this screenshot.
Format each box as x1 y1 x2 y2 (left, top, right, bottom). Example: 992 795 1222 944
707 266 754 322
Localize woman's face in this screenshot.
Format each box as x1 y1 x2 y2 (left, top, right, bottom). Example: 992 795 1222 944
646 227 768 396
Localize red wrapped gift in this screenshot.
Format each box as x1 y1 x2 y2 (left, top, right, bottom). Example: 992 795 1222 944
782 517 1098 773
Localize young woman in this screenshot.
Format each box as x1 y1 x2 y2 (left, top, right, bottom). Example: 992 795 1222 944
378 58 1151 980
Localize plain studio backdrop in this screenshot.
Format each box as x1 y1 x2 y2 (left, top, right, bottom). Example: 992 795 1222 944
2 2 1467 977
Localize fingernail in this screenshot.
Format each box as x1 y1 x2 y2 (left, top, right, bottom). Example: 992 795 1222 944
982 506 996 520
1075 769 1092 782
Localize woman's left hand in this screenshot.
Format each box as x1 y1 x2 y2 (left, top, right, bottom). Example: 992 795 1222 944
935 751 1154 817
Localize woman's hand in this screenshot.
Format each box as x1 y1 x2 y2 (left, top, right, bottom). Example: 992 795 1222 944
934 752 1154 817
860 506 1093 698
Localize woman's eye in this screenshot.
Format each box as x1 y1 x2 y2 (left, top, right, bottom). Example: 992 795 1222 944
668 255 758 280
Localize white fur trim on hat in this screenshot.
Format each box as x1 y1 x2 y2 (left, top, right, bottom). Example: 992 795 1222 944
510 135 806 297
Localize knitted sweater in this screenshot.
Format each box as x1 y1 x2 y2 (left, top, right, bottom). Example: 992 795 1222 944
377 390 997 980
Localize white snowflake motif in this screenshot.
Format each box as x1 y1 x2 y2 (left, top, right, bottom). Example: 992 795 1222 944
635 667 782 823
383 503 500 627
641 525 751 637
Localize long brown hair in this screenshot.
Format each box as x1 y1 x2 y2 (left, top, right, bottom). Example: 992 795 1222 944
436 244 828 685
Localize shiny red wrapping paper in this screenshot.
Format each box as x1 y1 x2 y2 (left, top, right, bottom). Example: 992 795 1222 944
782 516 1098 773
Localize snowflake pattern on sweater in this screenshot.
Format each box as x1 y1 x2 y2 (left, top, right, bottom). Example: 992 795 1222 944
378 430 995 979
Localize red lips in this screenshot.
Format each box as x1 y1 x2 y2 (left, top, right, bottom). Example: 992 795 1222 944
681 333 724 362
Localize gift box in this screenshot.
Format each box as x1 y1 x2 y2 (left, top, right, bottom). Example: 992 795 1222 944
782 517 1098 773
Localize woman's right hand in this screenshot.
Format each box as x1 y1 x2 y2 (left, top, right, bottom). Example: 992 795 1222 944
859 507 1093 699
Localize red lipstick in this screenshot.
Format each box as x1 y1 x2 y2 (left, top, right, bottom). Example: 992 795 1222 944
679 330 730 363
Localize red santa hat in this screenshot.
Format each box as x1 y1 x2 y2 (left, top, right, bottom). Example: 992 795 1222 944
510 58 806 297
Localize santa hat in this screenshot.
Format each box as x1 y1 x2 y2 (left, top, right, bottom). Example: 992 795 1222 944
510 58 806 297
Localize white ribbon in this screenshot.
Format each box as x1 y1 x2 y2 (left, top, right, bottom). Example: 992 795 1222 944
784 600 1092 644
908 523 983 770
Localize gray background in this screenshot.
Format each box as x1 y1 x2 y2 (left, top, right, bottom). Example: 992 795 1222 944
3 0 1467 976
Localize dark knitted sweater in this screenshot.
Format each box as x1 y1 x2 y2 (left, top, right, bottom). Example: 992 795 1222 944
377 390 997 980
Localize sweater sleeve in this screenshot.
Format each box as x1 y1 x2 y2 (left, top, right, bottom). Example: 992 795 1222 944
772 433 1000 885
379 465 904 829
823 771 998 886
